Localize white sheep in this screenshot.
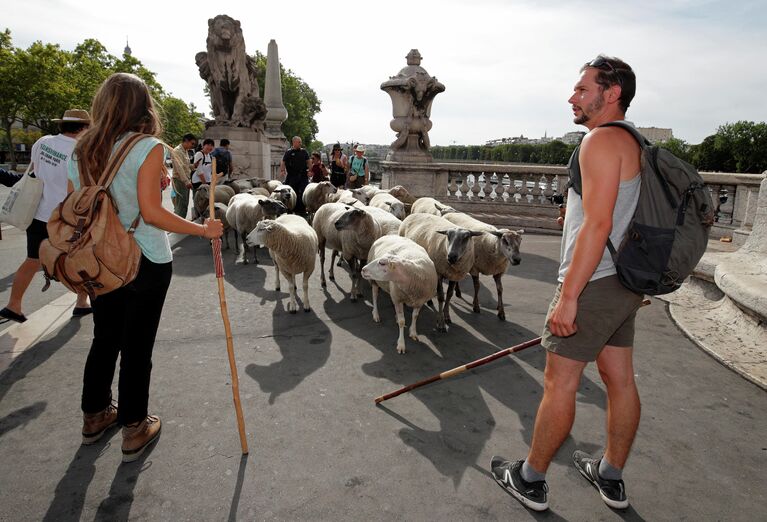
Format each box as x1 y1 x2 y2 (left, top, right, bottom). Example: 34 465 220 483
302 181 338 217
387 185 416 205
270 184 297 211
442 212 524 321
351 185 381 204
226 193 288 264
361 235 438 353
249 178 282 193
333 206 399 301
410 197 456 216
399 213 482 331
192 184 236 220
369 192 407 220
247 187 271 197
247 214 318 314
201 202 234 250
312 202 354 287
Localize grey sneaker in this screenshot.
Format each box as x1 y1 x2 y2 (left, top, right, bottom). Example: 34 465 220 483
490 457 549 512
573 450 629 509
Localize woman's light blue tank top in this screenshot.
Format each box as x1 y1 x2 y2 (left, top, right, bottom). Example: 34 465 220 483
68 133 172 264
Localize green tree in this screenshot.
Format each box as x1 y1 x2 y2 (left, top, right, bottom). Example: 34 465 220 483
158 96 204 145
0 29 25 168
251 52 321 146
658 137 693 164
715 121 767 173
19 40 76 134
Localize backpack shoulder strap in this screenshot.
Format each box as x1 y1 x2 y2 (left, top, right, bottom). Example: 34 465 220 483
99 133 151 188
599 121 651 148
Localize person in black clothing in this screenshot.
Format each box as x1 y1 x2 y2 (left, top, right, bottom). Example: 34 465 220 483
279 136 311 214
328 143 348 188
0 168 23 187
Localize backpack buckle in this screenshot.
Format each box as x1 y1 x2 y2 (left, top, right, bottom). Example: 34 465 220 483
68 218 87 243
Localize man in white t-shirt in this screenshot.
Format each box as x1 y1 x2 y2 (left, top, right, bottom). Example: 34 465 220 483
0 109 92 324
191 138 215 193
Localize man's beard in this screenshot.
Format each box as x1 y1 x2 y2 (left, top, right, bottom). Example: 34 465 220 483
573 94 605 125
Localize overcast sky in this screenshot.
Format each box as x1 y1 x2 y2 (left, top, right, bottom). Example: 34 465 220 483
3 0 766 146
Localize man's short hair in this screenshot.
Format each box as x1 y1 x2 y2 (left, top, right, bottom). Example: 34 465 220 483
581 55 636 112
292 136 302 143
311 151 321 159
59 121 88 134
182 133 197 143
203 138 215 147
220 139 230 147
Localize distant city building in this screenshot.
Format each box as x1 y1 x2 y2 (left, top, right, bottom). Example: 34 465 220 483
637 126 673 144
124 37 132 56
560 131 586 145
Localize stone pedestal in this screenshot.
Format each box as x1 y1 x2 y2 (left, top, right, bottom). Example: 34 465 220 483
381 161 447 198
203 126 271 179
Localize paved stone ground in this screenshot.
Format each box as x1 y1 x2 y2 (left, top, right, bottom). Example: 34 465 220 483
0 231 765 521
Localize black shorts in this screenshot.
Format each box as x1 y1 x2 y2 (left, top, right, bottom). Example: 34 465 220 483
26 219 49 259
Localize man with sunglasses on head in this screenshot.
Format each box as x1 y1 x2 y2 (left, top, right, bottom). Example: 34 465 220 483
490 55 642 512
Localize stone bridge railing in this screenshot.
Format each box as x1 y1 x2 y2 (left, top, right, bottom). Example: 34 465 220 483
424 162 764 243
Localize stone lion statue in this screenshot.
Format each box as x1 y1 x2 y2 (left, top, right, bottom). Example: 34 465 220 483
195 15 267 128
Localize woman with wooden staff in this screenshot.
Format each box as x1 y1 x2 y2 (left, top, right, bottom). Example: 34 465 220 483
209 158 249 455
71 73 224 463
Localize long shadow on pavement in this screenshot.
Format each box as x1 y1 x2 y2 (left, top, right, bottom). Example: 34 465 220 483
0 319 82 403
42 428 120 522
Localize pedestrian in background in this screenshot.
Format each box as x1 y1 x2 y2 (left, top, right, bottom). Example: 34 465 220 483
0 109 92 325
211 138 233 181
279 136 311 215
347 144 369 189
329 143 347 188
309 151 329 182
191 138 214 193
169 133 196 218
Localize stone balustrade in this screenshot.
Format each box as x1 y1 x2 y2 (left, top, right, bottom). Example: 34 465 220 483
415 161 765 242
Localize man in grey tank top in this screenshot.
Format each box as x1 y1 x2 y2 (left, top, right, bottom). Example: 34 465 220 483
490 56 645 512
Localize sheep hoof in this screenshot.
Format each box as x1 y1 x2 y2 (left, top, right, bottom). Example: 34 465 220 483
289 309 297 315
498 311 506 321
304 307 310 313
444 317 452 325
397 344 406 354
329 274 335 281
473 305 481 313
275 287 281 292
321 281 327 288
372 313 380 323
435 324 448 333
350 296 358 303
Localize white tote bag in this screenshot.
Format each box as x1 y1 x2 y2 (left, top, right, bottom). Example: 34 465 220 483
0 163 43 230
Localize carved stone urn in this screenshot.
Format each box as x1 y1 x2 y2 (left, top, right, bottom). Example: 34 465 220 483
381 49 445 162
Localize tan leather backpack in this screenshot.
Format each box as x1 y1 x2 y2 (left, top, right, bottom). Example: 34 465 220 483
40 133 148 300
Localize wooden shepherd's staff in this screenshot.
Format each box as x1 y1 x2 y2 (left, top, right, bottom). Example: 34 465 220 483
209 158 249 454
375 299 652 404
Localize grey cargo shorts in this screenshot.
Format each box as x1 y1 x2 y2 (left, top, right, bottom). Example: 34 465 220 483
541 275 644 362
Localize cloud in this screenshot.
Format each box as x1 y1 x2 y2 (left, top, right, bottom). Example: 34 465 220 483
4 0 766 145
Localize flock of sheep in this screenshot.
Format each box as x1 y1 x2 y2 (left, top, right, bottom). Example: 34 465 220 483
192 179 524 354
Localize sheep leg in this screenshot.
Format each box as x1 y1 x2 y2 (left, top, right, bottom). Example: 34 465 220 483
394 301 406 354
444 280 455 325
455 280 462 299
350 258 359 303
224 229 231 250
409 306 424 343
329 250 337 281
355 258 365 299
252 243 259 265
472 274 481 313
274 260 281 292
237 231 247 264
371 282 381 323
318 242 327 287
494 273 505 321
302 272 311 312
435 277 447 332
288 273 297 314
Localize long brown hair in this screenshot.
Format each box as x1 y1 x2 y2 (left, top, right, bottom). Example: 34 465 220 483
75 73 163 182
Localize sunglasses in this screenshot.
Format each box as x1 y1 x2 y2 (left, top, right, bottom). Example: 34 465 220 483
589 56 623 88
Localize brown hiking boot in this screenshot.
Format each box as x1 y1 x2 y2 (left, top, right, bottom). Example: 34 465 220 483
81 402 118 444
121 415 161 463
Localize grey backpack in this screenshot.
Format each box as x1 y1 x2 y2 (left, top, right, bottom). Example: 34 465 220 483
568 121 715 295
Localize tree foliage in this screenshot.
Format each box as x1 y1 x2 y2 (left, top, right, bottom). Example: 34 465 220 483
432 140 576 165
0 30 203 167
251 51 321 146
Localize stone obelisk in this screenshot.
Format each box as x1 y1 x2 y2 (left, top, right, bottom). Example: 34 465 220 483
264 39 289 174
